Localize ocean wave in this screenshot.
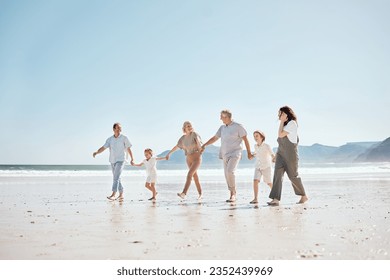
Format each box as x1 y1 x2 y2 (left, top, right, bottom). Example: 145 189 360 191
0 164 389 177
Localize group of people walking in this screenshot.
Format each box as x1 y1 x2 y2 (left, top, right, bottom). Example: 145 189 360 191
93 106 308 206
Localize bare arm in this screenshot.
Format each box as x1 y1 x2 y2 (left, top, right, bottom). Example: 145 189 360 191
131 162 144 167
156 157 167 161
242 135 253 160
93 146 106 158
201 135 219 151
127 147 134 163
166 145 180 160
270 147 276 162
269 145 276 159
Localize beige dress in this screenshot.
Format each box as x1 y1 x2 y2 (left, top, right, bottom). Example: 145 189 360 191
177 132 202 155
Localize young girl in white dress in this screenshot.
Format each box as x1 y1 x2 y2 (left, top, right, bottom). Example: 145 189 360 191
131 148 166 201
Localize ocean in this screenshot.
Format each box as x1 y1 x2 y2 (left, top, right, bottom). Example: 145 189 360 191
1 163 389 179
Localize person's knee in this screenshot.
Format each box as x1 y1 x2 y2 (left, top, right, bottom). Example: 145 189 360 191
287 172 299 180
188 168 198 177
227 171 235 178
186 173 193 181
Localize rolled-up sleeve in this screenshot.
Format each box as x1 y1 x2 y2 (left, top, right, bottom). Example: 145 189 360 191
103 138 111 148
238 124 247 138
124 136 132 149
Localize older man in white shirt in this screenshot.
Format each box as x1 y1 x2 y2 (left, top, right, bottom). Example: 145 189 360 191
202 110 253 202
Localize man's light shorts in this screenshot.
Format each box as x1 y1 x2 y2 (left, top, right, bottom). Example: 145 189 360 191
253 167 272 184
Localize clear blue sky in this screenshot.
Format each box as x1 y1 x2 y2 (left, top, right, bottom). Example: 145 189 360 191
1 0 389 164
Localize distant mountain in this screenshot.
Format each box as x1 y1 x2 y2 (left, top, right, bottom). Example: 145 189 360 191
298 144 338 163
326 142 379 162
272 141 379 163
355 137 390 162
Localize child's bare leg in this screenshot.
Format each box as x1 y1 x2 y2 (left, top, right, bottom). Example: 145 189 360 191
250 180 259 204
145 182 152 191
145 183 155 200
150 183 157 198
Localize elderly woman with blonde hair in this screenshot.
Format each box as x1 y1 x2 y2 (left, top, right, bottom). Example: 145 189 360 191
166 121 203 200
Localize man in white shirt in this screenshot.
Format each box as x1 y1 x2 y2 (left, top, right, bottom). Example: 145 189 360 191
202 110 253 202
93 123 134 201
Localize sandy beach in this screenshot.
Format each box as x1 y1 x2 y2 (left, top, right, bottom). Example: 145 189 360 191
0 166 389 260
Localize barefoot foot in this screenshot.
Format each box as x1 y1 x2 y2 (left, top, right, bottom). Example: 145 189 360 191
297 196 308 204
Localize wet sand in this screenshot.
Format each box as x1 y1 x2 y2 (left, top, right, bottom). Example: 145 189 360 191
0 171 389 259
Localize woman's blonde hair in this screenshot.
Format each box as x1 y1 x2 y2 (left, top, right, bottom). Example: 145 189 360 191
182 121 193 133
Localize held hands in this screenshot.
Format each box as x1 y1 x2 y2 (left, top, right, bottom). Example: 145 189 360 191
165 154 170 160
247 152 254 160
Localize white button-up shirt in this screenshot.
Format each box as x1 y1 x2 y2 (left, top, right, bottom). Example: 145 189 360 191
216 121 247 159
103 134 132 163
254 142 274 169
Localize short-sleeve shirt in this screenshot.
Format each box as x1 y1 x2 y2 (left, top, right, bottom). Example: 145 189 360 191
283 120 298 144
177 132 202 156
254 143 274 170
103 134 132 163
215 121 247 159
143 157 157 176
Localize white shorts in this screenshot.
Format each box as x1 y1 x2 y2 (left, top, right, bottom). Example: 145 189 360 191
253 167 272 184
146 173 157 183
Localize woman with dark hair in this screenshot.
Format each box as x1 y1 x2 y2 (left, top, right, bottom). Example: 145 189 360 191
267 106 308 206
